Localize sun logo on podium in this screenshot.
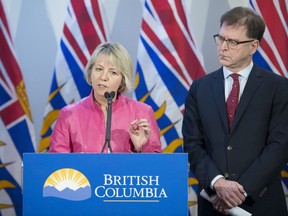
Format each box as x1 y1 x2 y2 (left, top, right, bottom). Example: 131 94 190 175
43 168 91 201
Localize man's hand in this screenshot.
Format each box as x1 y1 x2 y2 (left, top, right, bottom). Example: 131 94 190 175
213 178 246 208
212 196 229 215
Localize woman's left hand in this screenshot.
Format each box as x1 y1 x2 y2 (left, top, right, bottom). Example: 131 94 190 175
129 118 151 152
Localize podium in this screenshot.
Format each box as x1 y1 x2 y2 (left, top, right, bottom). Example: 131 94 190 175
23 153 188 216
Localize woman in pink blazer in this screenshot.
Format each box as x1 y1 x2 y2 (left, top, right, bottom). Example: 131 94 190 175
49 42 162 153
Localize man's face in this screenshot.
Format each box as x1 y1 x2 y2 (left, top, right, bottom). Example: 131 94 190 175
216 23 258 72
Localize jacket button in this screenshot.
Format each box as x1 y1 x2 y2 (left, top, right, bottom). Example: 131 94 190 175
227 145 232 150
224 172 229 178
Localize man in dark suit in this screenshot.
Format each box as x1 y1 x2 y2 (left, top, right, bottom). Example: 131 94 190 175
182 7 288 216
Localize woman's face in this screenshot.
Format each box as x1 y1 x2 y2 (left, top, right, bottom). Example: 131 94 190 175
91 57 123 101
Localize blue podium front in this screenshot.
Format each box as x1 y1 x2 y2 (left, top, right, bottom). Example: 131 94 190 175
23 153 188 216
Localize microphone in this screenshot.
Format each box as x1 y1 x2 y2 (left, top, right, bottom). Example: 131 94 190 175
104 91 115 104
101 91 115 153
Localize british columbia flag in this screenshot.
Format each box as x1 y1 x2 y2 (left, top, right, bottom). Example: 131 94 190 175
0 1 36 215
39 0 108 152
134 0 206 214
250 0 288 206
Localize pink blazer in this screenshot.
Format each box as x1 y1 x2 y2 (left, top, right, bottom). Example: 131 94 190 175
49 92 162 153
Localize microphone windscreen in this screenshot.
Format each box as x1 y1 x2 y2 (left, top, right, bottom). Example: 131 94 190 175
104 92 110 99
110 91 115 99
104 91 115 100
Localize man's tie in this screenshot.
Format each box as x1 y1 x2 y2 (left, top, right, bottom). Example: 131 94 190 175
226 73 240 128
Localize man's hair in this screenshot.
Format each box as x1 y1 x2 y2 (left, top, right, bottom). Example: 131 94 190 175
220 7 266 41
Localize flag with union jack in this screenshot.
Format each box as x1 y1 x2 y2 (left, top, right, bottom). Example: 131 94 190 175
250 0 288 78
0 1 36 215
250 0 288 206
39 0 108 152
134 0 206 214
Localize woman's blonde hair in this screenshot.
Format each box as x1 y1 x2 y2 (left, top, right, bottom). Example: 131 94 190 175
85 42 133 94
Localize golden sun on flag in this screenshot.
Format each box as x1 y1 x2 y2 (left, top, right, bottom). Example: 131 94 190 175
43 168 90 191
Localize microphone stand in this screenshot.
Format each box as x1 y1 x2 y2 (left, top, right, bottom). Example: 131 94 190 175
101 91 115 153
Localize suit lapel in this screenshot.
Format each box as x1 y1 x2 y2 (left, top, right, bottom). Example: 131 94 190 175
231 65 263 131
212 69 229 131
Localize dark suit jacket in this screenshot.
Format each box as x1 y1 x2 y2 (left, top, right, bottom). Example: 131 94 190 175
182 64 288 216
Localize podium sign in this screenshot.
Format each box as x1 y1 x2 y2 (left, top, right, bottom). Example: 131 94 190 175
23 153 188 216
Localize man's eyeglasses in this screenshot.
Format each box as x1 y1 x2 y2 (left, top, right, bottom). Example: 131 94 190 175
213 34 255 49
